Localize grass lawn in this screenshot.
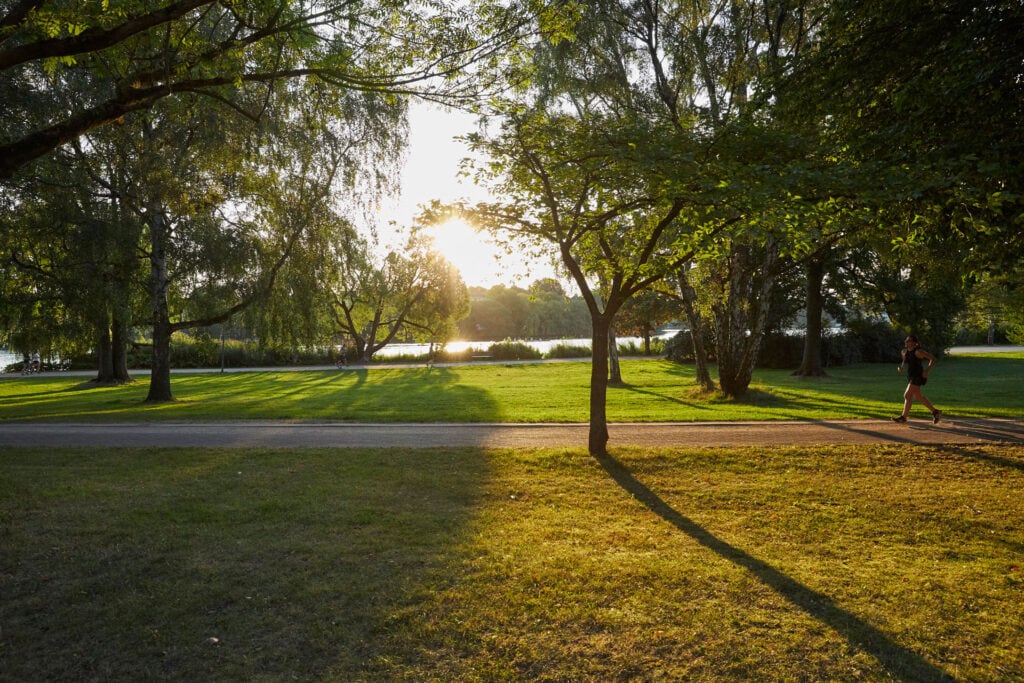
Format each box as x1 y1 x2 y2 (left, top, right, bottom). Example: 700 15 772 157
2 444 1022 680
1 354 1022 422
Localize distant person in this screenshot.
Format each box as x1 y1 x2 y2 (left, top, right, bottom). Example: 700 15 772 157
892 335 942 424
31 351 40 372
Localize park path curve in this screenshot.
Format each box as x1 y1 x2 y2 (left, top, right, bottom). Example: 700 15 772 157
1 418 1022 449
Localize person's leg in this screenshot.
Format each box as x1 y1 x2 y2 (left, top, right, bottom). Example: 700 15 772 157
916 389 936 413
901 384 915 417
906 384 941 421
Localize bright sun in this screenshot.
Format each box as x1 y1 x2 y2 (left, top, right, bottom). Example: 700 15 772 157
426 218 511 288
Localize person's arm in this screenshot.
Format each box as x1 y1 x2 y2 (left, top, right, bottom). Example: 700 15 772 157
917 349 937 376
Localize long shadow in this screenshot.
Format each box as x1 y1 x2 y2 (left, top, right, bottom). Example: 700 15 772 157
809 418 1024 450
0 447 492 680
615 384 712 409
935 440 1024 473
594 451 954 682
915 419 1024 448
332 366 502 422
811 419 926 445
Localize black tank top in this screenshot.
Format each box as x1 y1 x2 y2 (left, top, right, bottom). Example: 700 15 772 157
905 348 925 382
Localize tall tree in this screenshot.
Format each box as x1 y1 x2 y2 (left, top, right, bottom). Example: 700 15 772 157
528 0 828 395
783 0 1024 314
0 0 542 178
447 111 716 455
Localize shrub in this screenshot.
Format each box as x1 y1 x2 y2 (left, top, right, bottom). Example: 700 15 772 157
616 338 665 356
663 330 715 363
486 340 543 361
546 344 591 359
822 332 863 366
845 319 904 363
758 333 804 369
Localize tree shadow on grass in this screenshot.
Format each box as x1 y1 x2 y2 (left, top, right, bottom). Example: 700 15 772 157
594 451 954 682
326 367 501 422
615 383 715 410
0 447 492 681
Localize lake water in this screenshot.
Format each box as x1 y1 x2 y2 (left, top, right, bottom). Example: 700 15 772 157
373 335 670 358
1 334 674 369
0 348 21 368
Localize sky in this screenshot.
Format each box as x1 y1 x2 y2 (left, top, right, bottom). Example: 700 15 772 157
381 102 556 289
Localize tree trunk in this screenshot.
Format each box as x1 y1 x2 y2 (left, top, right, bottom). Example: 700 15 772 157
676 270 714 392
589 316 611 456
94 322 115 383
714 242 777 397
608 324 623 385
112 311 132 383
145 205 174 402
794 256 827 376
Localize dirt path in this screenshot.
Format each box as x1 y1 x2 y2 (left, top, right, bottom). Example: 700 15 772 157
1 418 1022 449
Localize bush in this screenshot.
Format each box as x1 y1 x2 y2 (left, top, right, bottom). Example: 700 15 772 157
616 338 665 356
663 330 716 363
546 344 591 359
954 324 1011 346
663 331 692 363
486 340 543 361
821 332 863 366
845 319 904 363
758 333 804 369
665 320 907 370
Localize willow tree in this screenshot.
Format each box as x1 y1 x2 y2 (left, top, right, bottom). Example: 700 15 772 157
0 0 543 179
3 0 554 401
0 146 146 383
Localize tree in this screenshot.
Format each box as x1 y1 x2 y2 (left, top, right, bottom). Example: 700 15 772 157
616 289 674 356
329 232 468 363
0 0 541 179
447 111 712 455
0 143 146 382
783 0 1024 312
526 0 831 396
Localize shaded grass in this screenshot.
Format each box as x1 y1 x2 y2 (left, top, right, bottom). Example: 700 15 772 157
2 445 1022 680
1 354 1022 423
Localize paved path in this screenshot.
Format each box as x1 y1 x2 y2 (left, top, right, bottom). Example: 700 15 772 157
2 418 1022 449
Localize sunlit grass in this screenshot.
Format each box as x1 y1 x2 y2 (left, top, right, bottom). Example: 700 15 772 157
2 444 1021 680
1 355 1022 422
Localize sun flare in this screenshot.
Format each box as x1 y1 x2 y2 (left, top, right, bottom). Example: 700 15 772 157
425 218 507 287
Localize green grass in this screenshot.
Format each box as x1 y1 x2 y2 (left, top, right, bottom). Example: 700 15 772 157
2 444 1022 680
2 354 1023 422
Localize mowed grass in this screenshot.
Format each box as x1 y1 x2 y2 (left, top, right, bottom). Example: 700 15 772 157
2 353 1022 422
2 444 1022 680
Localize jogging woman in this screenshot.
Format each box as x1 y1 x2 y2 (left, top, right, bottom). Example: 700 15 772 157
892 335 942 424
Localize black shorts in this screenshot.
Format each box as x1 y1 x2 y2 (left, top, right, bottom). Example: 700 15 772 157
910 377 927 386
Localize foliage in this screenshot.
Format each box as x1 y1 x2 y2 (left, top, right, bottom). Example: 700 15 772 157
782 0 1024 325
486 339 543 361
327 232 470 362
668 320 907 370
545 343 591 359
459 281 591 341
119 333 335 370
0 0 540 178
